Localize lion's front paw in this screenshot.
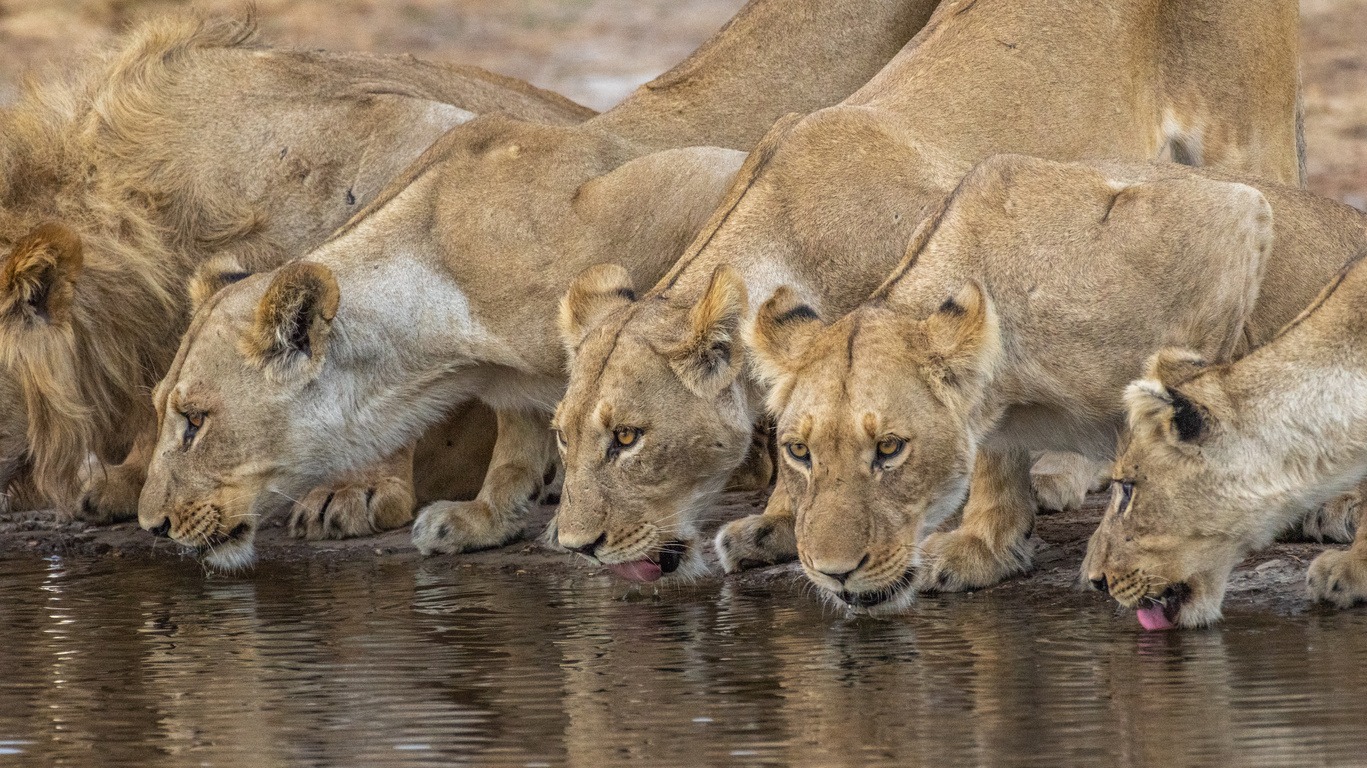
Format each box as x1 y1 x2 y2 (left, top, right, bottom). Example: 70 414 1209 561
1307 549 1367 609
77 466 143 524
288 476 414 540
1298 493 1360 544
916 528 1037 592
411 500 524 556
714 514 797 573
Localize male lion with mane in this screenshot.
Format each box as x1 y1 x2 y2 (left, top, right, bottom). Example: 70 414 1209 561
1085 251 1367 629
745 156 1367 614
0 12 592 527
552 0 1304 584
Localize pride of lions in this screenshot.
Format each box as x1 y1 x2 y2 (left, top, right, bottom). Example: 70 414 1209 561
2 0 1366 632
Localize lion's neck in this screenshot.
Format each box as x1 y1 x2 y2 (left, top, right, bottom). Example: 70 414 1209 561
1221 310 1367 528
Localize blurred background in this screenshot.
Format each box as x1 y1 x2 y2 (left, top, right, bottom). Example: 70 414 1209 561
0 0 1363 206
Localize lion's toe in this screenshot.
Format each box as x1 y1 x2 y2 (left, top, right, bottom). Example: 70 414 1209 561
411 500 524 556
1308 549 1367 609
1299 493 1360 544
714 514 797 573
917 528 1036 593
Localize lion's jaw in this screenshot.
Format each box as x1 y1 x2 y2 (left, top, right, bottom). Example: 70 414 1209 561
1083 371 1284 630
554 315 752 583
142 265 447 568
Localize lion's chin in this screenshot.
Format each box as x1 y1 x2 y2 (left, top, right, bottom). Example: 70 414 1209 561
820 567 919 616
1133 575 1227 630
606 540 699 583
197 522 258 572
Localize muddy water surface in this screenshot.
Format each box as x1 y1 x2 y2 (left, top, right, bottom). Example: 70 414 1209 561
1 555 1365 767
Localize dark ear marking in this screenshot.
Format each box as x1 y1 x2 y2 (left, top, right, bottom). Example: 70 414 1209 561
1169 390 1207 443
774 304 819 325
614 287 637 301
938 297 966 317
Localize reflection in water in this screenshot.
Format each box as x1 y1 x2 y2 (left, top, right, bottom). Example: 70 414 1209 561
0 557 1365 766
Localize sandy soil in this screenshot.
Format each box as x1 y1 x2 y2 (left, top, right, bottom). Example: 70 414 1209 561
0 1 1361 618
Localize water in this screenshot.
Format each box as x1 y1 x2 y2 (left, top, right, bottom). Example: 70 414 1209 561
1 556 1366 767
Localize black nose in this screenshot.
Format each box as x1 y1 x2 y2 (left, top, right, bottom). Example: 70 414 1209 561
569 533 607 558
149 518 172 539
1090 576 1109 594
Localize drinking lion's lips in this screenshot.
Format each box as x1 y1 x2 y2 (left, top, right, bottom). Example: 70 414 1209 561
606 541 688 582
1135 583 1192 631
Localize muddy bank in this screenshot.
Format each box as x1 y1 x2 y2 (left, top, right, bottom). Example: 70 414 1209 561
0 492 1343 624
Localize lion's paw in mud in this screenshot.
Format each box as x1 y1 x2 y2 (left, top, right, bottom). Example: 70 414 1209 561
1307 549 1367 609
1297 492 1360 544
287 475 415 540
77 461 144 525
411 500 525 555
917 528 1037 593
715 514 797 573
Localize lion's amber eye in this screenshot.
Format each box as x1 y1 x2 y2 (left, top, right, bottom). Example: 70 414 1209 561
182 411 205 448
876 437 904 458
786 442 810 463
613 427 639 448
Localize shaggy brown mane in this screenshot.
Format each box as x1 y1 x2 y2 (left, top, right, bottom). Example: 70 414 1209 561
0 14 280 510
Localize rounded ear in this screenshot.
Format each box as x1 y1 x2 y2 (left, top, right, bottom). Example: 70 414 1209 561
189 255 254 313
747 286 822 387
239 262 339 378
1124 378 1213 447
559 264 636 355
919 280 1001 399
668 264 748 397
1 223 84 326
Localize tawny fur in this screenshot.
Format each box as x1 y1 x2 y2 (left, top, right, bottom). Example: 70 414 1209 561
747 156 1367 612
0 12 591 517
552 0 1306 585
1086 252 1367 626
136 0 943 571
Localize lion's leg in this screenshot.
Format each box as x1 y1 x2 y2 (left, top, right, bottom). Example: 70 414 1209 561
918 447 1038 592
1030 451 1109 514
411 408 555 555
78 428 154 524
1307 494 1367 609
714 481 797 573
1296 481 1362 544
288 443 417 540
725 422 776 492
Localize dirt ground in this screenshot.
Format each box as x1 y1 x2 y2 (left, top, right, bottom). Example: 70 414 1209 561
0 489 1335 622
0 1 1361 617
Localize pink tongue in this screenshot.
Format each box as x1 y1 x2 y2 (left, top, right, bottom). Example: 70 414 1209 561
608 560 663 583
1136 605 1176 631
